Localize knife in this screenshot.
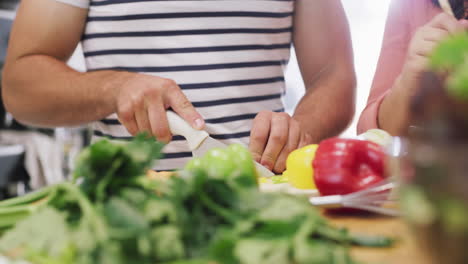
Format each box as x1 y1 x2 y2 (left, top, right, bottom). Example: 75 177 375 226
166 111 275 177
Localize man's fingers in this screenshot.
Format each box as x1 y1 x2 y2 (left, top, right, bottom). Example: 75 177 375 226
134 98 152 135
165 80 204 130
298 132 312 148
249 111 272 163
118 102 138 136
273 119 301 173
148 101 172 143
260 113 289 171
121 117 139 136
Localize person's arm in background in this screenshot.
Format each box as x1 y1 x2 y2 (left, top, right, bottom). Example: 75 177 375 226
357 0 411 135
2 0 204 143
358 0 467 135
249 0 356 173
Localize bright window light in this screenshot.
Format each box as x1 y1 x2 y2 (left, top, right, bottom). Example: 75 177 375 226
284 0 392 137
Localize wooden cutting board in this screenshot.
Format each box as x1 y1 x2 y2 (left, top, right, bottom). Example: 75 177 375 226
324 212 431 264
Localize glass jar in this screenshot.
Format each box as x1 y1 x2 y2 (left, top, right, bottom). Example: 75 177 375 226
397 138 468 264
396 70 468 263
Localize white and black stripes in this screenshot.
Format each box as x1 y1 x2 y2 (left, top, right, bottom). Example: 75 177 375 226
98 108 284 126
178 76 285 90
87 11 294 22
83 27 292 40
89 0 293 7
84 43 291 57
79 0 294 170
89 60 288 73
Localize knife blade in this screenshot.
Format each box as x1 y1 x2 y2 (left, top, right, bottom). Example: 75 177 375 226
166 111 275 177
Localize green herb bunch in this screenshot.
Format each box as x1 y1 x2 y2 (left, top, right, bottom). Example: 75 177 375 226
0 135 391 264
430 32 468 99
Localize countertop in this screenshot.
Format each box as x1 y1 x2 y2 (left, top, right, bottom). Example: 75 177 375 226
325 212 432 264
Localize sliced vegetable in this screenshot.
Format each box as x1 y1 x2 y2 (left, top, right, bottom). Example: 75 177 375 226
270 175 288 184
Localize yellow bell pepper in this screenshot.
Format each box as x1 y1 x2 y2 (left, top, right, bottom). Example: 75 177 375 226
282 144 318 190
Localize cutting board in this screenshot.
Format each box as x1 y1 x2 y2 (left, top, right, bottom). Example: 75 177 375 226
324 212 431 264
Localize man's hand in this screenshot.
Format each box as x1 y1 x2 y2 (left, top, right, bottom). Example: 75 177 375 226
288 0 355 147
249 111 312 173
115 73 205 143
250 0 356 174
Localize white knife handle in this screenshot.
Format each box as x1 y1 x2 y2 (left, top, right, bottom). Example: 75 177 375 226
166 111 209 151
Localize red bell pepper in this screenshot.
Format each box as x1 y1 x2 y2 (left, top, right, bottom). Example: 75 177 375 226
312 138 386 196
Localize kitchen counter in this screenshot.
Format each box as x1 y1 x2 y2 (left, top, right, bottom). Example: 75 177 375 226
0 215 434 264
325 212 431 264
260 181 432 263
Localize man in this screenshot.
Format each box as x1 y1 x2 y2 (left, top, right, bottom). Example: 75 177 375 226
2 0 355 173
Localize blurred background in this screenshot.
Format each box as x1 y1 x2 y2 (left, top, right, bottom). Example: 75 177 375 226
284 0 392 137
0 0 391 197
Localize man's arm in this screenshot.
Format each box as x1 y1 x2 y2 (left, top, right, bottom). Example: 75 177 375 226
2 0 203 142
293 0 356 141
248 0 355 173
2 0 119 127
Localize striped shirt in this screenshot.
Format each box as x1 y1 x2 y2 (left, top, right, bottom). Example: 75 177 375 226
56 0 294 170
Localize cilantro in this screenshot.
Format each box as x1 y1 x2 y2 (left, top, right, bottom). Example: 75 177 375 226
0 207 71 258
0 135 392 264
430 33 468 71
430 32 468 100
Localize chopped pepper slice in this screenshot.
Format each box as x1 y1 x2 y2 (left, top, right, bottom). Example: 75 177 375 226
312 138 386 196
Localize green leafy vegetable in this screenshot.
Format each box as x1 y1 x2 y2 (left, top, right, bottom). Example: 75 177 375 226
0 135 392 264
430 32 468 99
430 33 468 71
0 185 56 230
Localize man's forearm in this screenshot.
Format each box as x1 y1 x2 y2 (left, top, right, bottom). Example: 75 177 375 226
291 0 355 142
2 54 129 127
293 71 356 143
